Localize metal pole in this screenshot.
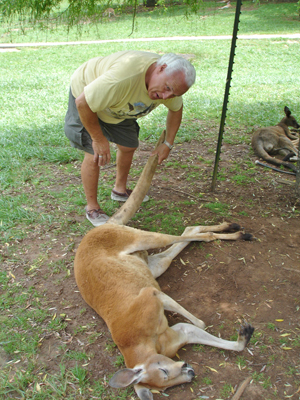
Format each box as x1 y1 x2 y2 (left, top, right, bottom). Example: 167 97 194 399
296 135 300 198
211 0 243 191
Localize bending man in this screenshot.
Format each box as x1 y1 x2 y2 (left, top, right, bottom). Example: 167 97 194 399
64 51 196 226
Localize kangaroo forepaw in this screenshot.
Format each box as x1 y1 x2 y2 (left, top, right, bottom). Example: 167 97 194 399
283 152 296 162
239 323 255 346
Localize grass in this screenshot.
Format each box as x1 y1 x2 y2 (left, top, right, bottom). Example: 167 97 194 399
220 382 234 398
1 3 300 399
1 2 299 43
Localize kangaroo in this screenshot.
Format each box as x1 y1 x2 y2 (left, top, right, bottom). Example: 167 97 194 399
74 131 254 400
103 7 115 17
251 106 299 172
218 1 231 10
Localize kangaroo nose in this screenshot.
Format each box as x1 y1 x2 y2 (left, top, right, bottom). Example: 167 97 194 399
188 369 195 378
182 363 195 377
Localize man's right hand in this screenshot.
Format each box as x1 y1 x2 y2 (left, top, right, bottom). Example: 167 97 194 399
75 91 111 167
92 137 111 166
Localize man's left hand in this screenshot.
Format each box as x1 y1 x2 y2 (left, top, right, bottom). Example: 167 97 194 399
151 143 171 165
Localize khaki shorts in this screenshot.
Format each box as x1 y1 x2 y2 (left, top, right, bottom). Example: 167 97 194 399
64 89 140 154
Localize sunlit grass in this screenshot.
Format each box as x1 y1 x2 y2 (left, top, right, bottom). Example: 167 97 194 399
1 37 300 233
1 2 299 43
0 6 300 398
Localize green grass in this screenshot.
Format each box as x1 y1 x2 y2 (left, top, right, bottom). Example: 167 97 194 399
220 382 234 398
1 2 299 43
0 272 45 352
0 4 300 399
131 200 186 233
205 201 231 216
1 39 299 219
236 355 247 369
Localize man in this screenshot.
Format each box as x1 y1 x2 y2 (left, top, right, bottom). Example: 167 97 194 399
64 50 196 226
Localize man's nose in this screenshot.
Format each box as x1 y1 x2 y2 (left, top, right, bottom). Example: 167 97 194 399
162 92 172 100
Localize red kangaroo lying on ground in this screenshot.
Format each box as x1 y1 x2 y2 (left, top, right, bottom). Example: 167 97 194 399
74 132 254 400
252 106 300 172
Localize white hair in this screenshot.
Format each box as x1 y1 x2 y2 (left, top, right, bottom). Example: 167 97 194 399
156 53 196 88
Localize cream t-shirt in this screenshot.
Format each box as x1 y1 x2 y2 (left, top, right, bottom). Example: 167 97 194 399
70 50 183 124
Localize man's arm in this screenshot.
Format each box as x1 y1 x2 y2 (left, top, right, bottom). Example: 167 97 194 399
75 91 111 166
151 105 183 164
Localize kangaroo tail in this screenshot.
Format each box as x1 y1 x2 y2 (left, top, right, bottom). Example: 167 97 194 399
108 130 165 226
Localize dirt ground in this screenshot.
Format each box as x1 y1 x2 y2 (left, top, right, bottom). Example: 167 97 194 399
2 136 300 399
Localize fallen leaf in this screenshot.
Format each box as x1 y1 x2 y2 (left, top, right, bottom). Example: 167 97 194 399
206 366 218 373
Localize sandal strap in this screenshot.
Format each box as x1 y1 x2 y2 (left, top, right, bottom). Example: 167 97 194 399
86 208 106 217
112 189 132 197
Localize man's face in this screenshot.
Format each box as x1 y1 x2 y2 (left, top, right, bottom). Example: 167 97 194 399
147 64 189 101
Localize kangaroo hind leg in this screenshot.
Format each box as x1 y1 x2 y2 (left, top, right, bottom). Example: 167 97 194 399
171 322 254 351
148 223 248 279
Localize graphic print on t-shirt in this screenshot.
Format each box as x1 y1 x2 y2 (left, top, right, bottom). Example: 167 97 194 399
106 102 158 120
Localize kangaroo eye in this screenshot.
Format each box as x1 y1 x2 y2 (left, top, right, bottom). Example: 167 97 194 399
159 368 168 379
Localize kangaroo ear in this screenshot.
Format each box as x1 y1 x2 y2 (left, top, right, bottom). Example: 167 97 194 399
135 384 154 400
109 368 144 388
284 106 291 117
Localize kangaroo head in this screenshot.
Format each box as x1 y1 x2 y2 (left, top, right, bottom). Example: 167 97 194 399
284 106 300 129
109 354 195 399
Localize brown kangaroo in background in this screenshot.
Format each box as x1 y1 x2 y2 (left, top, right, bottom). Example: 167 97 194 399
102 7 115 17
252 106 299 172
74 132 254 400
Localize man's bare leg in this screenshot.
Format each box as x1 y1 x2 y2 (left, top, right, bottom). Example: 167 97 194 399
81 152 100 211
113 145 137 193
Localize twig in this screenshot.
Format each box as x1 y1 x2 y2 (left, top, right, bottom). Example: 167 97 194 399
215 245 238 260
153 185 211 201
129 0 138 36
252 226 266 236
231 376 251 400
276 178 295 186
283 267 300 273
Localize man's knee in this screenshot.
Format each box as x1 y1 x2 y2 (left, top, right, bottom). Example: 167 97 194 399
83 151 97 167
117 144 137 154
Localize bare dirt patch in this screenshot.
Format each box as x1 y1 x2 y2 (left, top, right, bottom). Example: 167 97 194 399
1 137 300 399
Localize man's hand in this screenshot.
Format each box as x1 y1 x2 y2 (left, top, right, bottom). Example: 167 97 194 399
76 91 111 167
92 137 111 166
151 143 171 165
151 106 183 164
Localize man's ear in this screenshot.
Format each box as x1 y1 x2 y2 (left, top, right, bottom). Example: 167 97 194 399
135 384 154 400
109 368 144 388
158 63 167 72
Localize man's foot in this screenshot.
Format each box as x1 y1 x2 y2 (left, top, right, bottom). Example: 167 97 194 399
111 189 149 202
86 207 110 227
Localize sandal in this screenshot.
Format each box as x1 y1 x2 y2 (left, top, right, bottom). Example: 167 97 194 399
111 189 149 202
86 207 110 227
